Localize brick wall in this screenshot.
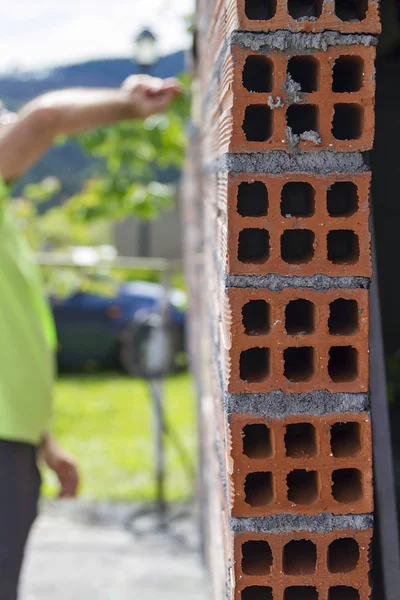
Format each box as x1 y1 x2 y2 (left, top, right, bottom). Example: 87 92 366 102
183 1 380 598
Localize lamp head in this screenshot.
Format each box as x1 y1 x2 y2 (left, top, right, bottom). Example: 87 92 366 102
134 28 158 68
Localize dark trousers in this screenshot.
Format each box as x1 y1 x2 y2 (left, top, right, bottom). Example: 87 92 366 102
0 441 40 600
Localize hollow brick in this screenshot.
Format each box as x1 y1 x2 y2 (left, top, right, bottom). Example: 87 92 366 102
220 172 371 278
225 0 381 36
232 529 373 598
227 413 373 516
205 45 376 157
221 288 369 394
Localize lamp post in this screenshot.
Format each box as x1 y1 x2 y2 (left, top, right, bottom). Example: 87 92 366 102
134 28 159 258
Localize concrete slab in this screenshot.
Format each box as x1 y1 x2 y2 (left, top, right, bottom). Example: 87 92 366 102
20 501 207 600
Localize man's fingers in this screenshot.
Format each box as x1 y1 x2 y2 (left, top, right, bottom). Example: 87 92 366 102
149 90 179 112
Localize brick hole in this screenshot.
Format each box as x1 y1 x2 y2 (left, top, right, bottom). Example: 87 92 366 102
327 230 360 264
283 540 317 575
284 347 315 382
328 346 358 382
328 586 360 600
285 423 318 458
242 587 273 600
242 540 273 575
287 56 319 92
288 0 323 19
332 103 363 140
238 229 270 264
327 182 359 217
285 299 316 335
284 586 319 600
243 56 273 93
287 470 320 505
333 56 364 93
243 424 273 458
281 230 315 264
240 348 270 382
332 468 363 503
245 472 275 506
328 538 360 573
335 0 368 21
245 0 277 20
243 105 273 141
242 300 271 335
331 422 362 457
329 299 359 335
281 182 315 217
237 181 269 217
287 104 319 135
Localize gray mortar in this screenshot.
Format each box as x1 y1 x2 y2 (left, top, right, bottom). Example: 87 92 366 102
207 234 370 292
230 31 378 53
283 73 303 104
224 272 370 290
209 151 369 175
267 95 284 109
286 127 322 151
224 390 370 416
208 232 370 291
299 130 322 145
230 514 374 534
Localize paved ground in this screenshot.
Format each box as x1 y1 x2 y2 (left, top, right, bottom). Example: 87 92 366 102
20 501 207 600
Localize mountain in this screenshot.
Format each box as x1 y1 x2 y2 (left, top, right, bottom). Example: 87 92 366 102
0 51 187 198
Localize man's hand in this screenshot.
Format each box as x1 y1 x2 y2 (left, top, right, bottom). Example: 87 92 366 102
0 77 182 182
41 433 79 499
121 75 182 119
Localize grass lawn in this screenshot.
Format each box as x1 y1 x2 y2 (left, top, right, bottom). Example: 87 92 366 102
42 372 197 502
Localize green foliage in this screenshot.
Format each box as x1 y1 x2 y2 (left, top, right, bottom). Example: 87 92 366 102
67 73 191 222
42 372 196 501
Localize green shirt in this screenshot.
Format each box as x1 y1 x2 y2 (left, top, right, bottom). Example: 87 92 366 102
0 180 56 444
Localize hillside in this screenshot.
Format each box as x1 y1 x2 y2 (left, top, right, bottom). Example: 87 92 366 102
0 51 186 198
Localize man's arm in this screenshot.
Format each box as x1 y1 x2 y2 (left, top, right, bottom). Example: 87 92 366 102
0 75 181 183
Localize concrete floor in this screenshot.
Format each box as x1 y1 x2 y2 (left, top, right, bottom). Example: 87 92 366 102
20 501 207 600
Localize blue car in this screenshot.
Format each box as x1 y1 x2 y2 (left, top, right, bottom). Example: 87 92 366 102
50 281 186 372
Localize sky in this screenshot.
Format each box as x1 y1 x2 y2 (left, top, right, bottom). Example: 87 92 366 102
0 0 194 72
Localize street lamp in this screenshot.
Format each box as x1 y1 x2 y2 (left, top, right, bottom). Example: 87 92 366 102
134 28 159 258
134 28 158 72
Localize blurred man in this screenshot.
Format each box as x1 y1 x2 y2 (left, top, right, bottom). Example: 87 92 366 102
0 74 181 599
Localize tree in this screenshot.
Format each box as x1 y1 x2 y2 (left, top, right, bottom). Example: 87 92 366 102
65 73 190 222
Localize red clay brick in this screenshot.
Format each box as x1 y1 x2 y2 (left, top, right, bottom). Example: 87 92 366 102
206 45 376 156
227 413 373 516
221 288 369 394
222 172 371 277
233 529 373 597
235 579 372 599
226 0 381 35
